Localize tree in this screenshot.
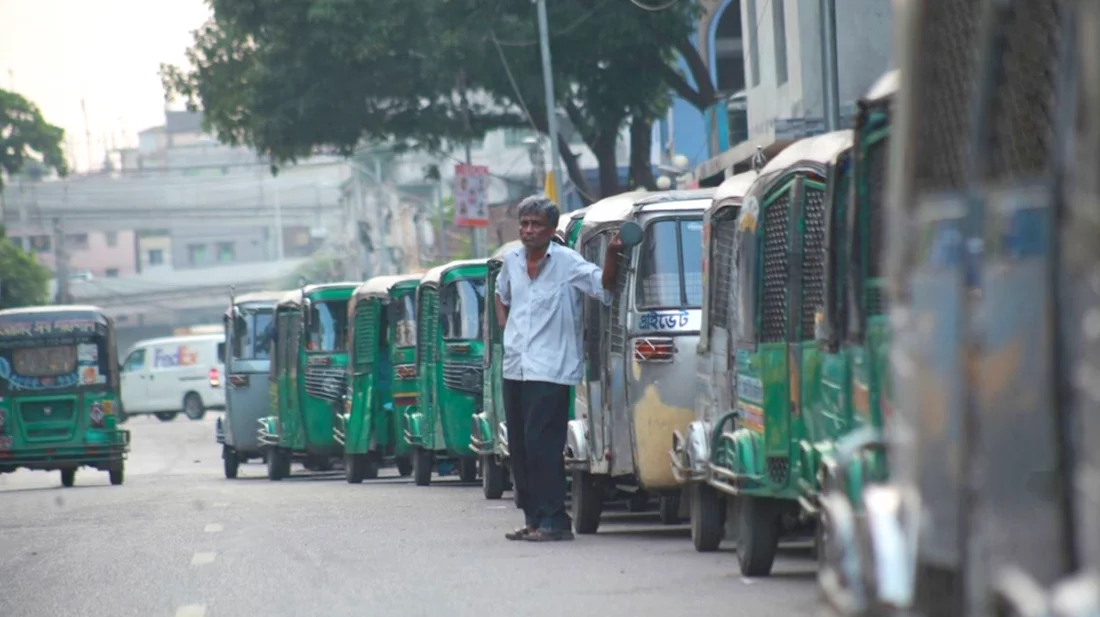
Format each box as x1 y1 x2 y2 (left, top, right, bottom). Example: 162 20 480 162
161 0 699 199
0 89 69 191
0 225 50 310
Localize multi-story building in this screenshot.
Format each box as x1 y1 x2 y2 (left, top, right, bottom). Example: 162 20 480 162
7 229 138 278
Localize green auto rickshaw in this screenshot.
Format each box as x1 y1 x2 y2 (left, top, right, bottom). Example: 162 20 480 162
339 273 422 483
407 258 488 486
262 282 359 480
0 305 129 487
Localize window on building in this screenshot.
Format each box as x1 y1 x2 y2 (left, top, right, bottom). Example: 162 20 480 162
216 241 236 263
188 243 208 266
106 268 119 278
714 1 746 95
773 0 788 85
503 127 536 148
31 235 51 252
746 0 760 87
66 233 89 250
148 249 165 265
105 231 118 247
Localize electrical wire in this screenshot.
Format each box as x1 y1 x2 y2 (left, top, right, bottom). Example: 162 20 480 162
627 0 680 11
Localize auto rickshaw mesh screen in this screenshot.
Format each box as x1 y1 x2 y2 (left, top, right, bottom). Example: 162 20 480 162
986 0 1063 181
799 188 827 341
865 134 889 317
761 191 791 343
912 0 982 193
711 219 739 332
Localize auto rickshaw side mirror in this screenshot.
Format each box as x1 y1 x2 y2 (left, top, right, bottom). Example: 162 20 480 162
618 221 644 248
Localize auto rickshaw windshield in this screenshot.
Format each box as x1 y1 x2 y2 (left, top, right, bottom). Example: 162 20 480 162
441 278 487 341
231 307 275 360
0 334 114 394
635 217 704 309
306 299 350 352
394 293 417 348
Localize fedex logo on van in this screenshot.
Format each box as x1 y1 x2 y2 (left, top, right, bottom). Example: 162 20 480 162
154 345 199 368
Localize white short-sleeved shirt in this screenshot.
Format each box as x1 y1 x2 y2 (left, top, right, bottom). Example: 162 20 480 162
495 242 612 385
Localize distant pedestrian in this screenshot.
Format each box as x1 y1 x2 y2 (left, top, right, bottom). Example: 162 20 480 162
495 194 622 542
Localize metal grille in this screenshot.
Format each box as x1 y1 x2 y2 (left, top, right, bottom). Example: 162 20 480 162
800 188 827 340
766 456 790 486
912 0 982 192
418 292 435 365
761 191 791 342
443 362 483 395
354 303 378 369
711 219 738 330
865 136 889 316
305 365 346 402
609 251 629 354
987 0 1063 180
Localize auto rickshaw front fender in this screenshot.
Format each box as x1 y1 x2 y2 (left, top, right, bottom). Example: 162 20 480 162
403 406 424 446
862 484 919 611
564 419 589 471
469 411 493 455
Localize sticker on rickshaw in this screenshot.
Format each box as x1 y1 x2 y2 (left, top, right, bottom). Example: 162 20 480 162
738 195 759 233
738 404 764 433
737 375 764 403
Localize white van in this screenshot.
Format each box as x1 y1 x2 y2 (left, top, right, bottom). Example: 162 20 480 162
119 334 227 422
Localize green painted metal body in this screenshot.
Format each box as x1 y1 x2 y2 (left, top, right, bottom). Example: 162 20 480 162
407 260 488 459
270 284 358 458
706 131 853 506
340 276 420 464
0 306 130 474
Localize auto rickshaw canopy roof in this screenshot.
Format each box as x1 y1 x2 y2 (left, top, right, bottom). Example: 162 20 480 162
276 282 361 309
419 258 491 287
750 129 854 193
224 290 291 317
490 239 523 262
555 206 590 239
354 274 423 302
864 69 899 105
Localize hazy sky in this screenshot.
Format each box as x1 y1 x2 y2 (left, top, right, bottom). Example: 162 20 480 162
1 0 212 173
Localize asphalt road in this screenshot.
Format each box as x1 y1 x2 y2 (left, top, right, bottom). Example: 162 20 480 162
0 414 821 617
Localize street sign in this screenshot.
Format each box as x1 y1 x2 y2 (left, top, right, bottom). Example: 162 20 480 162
453 163 489 228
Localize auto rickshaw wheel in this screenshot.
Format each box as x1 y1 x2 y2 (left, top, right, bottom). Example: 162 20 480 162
737 496 780 577
627 490 649 512
60 468 75 487
363 458 380 480
395 456 413 477
345 454 366 484
223 446 239 479
690 483 726 552
413 447 433 486
267 447 287 481
109 463 124 486
571 471 603 534
458 456 478 484
482 455 506 499
659 493 683 524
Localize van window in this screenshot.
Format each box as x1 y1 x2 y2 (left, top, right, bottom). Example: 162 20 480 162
306 299 350 352
635 218 704 309
123 348 146 372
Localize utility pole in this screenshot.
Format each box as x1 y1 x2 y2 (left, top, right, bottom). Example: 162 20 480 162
458 69 484 259
536 0 564 205
53 216 70 304
81 97 93 174
819 0 841 131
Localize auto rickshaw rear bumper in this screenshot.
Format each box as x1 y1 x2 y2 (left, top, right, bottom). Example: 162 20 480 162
0 429 130 471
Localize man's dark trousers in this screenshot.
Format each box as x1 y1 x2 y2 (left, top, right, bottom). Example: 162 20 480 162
503 378 572 531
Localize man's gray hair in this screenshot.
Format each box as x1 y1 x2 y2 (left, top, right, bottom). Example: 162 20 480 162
516 194 560 229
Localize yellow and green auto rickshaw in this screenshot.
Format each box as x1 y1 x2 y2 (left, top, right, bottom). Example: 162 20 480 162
0 305 129 487
262 282 359 480
407 258 489 486
338 274 422 482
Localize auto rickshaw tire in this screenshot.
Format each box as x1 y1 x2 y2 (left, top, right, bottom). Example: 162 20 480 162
345 454 366 484
315 458 334 472
413 447 433 486
223 446 239 479
363 458 380 480
690 483 725 551
458 456 478 483
395 456 413 477
482 455 505 499
267 447 287 481
571 471 603 534
183 393 206 420
627 490 649 512
659 494 682 525
109 463 124 486
155 411 178 422
737 496 780 577
60 468 75 487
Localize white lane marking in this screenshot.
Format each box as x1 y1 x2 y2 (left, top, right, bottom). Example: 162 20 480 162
211 501 229 508
204 523 224 533
191 552 217 566
175 605 207 617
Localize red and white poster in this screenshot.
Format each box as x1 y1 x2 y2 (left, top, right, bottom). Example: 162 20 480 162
453 163 490 228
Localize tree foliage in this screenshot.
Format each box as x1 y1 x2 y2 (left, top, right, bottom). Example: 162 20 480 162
0 89 68 191
0 226 50 310
161 0 712 199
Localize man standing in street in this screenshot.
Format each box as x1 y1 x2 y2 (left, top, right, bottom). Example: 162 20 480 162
495 195 622 542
